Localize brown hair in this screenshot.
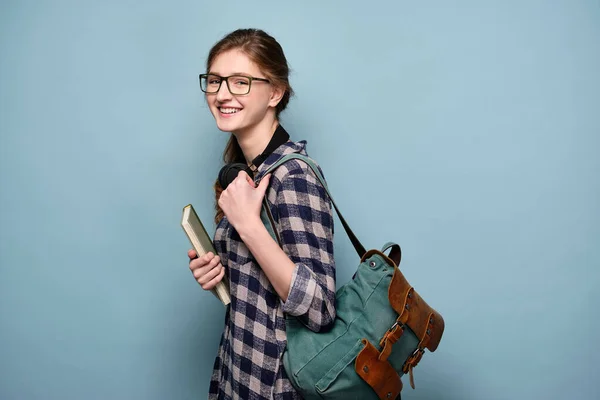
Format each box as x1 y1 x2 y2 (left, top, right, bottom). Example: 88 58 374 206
207 28 294 224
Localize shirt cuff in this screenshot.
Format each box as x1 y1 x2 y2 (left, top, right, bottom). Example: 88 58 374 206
281 263 317 316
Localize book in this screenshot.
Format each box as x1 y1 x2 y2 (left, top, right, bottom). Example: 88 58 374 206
181 204 231 306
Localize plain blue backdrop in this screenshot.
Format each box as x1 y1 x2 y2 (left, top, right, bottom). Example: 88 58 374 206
1 1 599 399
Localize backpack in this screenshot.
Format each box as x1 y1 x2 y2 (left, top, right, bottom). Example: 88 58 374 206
259 153 445 399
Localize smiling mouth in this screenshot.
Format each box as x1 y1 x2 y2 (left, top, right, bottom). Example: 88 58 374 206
219 107 241 114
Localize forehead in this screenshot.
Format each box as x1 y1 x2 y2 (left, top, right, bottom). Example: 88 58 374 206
209 49 262 76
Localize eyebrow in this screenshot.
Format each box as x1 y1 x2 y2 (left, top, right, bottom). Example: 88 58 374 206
207 71 253 76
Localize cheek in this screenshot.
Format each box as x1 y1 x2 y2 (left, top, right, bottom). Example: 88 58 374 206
242 92 270 111
206 99 218 115
206 96 222 114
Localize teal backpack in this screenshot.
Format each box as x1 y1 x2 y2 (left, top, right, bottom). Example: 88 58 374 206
259 154 445 400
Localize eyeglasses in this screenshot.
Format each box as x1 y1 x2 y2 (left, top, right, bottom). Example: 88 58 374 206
199 73 270 95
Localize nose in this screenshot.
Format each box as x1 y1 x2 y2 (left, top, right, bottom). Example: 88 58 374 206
216 80 232 102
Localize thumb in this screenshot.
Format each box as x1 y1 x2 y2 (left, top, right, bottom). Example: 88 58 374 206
256 174 271 194
245 172 256 187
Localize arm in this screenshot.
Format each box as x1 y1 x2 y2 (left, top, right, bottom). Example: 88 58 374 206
238 168 336 332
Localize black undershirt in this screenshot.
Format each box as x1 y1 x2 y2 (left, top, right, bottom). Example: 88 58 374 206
246 124 290 173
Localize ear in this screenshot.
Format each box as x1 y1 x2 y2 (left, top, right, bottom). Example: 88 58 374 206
268 85 285 108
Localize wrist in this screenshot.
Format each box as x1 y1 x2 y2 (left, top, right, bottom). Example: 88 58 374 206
236 216 264 240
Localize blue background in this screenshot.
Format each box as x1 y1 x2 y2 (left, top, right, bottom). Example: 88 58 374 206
1 1 599 399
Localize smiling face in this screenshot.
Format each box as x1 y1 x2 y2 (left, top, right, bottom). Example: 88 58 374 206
206 49 283 137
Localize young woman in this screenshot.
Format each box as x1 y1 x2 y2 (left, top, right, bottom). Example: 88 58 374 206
187 29 336 400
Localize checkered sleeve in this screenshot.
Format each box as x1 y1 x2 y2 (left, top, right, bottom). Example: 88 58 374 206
275 166 336 332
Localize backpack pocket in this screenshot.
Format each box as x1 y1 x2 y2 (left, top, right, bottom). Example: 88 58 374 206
314 339 366 399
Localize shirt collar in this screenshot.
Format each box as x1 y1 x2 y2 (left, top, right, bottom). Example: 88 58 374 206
248 123 290 172
253 124 307 181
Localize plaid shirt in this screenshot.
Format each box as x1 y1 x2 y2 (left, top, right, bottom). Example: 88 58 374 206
209 138 336 400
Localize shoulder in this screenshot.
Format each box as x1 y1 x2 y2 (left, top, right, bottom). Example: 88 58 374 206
273 145 326 186
272 153 325 182
259 139 329 203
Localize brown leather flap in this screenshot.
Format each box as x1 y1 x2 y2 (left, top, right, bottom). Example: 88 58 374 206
388 269 445 352
355 339 402 399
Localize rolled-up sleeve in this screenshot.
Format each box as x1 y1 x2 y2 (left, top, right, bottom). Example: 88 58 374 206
275 167 336 332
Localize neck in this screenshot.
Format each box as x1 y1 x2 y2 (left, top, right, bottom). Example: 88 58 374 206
233 114 279 165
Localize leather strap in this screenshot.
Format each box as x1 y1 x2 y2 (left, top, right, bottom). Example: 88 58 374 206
378 321 405 362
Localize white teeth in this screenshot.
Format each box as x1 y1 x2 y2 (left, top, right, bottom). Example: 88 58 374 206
220 108 239 114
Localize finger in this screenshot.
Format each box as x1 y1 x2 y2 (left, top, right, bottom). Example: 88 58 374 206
190 257 203 271
206 254 220 269
198 263 223 286
188 249 197 259
200 252 214 263
245 173 256 187
197 262 221 283
202 265 226 290
236 169 250 182
257 173 271 194
192 255 220 278
190 252 214 270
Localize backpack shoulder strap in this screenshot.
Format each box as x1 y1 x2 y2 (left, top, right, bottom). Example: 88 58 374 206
259 153 366 258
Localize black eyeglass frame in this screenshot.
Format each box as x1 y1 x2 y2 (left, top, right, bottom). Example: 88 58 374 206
199 73 270 95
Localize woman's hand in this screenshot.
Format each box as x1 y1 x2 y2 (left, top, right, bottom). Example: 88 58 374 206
188 249 225 290
218 171 271 233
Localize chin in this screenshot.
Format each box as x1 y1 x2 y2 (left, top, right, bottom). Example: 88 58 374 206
215 119 240 133
211 108 256 135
